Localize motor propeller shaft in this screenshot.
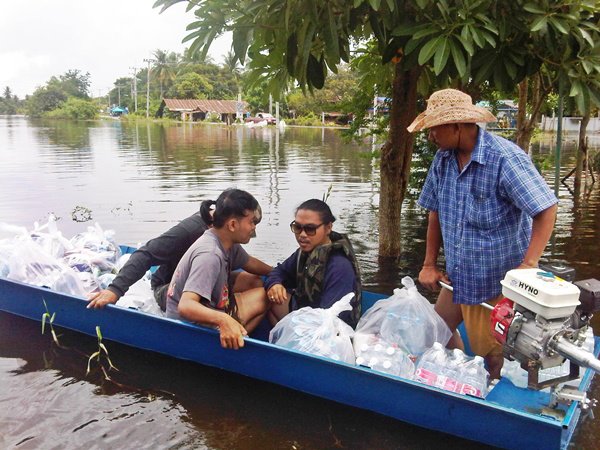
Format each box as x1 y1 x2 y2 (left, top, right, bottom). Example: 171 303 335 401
551 337 600 374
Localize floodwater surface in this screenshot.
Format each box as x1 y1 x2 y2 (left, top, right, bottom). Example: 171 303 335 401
1 116 599 449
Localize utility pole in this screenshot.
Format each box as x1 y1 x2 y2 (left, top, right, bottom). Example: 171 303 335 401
143 58 155 119
129 66 138 112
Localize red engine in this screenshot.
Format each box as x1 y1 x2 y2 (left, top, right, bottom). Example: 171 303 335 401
490 297 515 344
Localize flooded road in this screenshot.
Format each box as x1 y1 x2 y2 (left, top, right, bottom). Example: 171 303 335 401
1 116 599 449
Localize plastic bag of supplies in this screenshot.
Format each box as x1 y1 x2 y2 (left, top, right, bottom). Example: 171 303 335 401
354 277 451 359
269 293 356 364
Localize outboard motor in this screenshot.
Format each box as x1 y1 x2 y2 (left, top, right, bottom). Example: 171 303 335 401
490 265 600 414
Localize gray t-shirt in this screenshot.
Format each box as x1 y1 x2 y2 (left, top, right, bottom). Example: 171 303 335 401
165 229 249 320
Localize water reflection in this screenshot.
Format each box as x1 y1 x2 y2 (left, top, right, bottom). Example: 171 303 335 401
1 116 600 448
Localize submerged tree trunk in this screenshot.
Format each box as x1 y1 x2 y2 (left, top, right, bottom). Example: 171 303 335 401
378 64 420 257
574 111 590 194
516 74 545 152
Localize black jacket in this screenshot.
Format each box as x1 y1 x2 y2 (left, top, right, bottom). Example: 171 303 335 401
107 212 208 297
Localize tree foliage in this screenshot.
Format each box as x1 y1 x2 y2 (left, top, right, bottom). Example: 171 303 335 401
155 0 600 255
25 69 95 118
168 72 213 98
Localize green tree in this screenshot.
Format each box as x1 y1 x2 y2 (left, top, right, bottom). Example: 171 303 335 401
168 72 213 99
152 49 178 98
47 69 91 99
26 85 67 117
45 97 98 120
155 0 600 256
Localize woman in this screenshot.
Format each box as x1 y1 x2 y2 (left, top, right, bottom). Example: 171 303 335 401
265 199 361 327
165 189 272 350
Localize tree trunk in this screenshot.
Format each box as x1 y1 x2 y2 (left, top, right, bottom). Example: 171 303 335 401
378 64 420 257
515 79 529 150
574 110 590 194
515 74 545 152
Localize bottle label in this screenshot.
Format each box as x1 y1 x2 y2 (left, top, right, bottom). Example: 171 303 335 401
460 383 483 397
414 368 437 386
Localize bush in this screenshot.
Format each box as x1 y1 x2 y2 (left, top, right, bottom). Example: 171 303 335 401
288 112 322 126
45 97 98 120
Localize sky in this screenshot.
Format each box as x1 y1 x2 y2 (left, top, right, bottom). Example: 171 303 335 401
0 0 232 98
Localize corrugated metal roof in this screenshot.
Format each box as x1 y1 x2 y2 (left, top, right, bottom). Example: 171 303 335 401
163 99 247 114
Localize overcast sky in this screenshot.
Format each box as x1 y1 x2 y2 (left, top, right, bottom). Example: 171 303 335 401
0 0 232 98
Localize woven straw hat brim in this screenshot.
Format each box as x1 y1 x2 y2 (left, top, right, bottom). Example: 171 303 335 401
407 105 496 133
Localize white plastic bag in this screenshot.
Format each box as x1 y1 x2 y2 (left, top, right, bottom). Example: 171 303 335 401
269 293 356 364
7 236 88 297
355 277 451 359
116 278 164 316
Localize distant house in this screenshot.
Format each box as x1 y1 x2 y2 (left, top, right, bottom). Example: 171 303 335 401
476 100 518 129
157 99 249 124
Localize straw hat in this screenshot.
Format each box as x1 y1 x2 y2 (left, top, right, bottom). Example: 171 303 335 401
407 89 496 133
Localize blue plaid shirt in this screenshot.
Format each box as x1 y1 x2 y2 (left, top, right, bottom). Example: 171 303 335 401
418 128 558 304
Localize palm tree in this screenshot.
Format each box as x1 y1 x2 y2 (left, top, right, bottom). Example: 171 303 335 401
152 49 177 99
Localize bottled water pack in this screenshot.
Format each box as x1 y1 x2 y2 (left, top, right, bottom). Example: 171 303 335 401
413 343 488 398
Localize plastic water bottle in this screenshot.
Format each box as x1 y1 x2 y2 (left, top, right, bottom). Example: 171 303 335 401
414 342 447 386
460 356 488 398
437 349 466 393
380 310 427 357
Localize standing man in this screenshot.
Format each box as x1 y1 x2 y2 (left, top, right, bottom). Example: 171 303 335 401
409 89 558 378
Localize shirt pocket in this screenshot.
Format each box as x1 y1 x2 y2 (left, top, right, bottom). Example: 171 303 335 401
465 193 507 230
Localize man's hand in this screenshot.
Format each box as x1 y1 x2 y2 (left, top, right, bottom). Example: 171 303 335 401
266 283 287 304
217 314 248 350
87 289 119 309
418 265 450 291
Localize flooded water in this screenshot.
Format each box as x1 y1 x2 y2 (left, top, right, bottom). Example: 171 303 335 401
1 115 599 449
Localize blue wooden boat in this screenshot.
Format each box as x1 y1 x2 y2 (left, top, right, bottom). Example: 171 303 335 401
0 247 597 449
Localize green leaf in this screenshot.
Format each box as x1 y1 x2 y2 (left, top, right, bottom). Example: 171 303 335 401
415 0 430 8
470 27 484 48
579 28 595 47
433 39 450 75
570 80 582 97
457 34 474 56
523 3 546 14
286 33 298 76
99 342 110 356
404 38 420 56
413 27 441 40
232 28 250 65
393 23 426 37
368 0 381 9
530 16 548 33
86 351 100 375
385 0 395 12
42 312 48 335
504 59 517 80
480 30 496 48
449 40 466 77
324 4 340 64
548 17 569 35
96 325 103 341
418 36 442 65
307 54 325 89
50 312 56 324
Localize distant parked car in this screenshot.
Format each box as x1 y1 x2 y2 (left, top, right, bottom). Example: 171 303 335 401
245 112 276 125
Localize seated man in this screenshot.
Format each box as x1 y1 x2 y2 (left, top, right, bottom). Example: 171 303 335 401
166 189 272 350
87 200 262 310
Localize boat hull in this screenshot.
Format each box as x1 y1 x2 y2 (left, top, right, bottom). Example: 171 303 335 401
0 276 596 450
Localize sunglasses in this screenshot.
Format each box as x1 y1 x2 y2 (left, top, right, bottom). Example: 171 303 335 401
290 221 324 236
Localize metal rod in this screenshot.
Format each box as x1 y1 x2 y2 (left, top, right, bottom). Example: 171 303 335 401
552 338 600 374
438 281 494 310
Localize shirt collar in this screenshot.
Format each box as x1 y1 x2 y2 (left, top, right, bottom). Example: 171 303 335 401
438 126 487 166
